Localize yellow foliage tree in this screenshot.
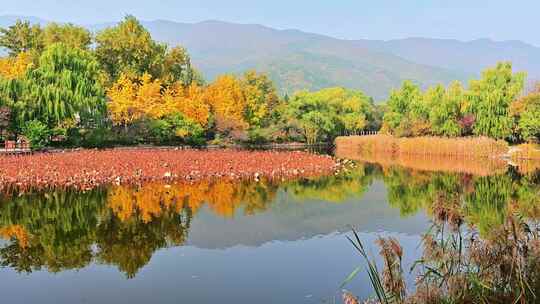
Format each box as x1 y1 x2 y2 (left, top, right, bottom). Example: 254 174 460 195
108 72 210 127
137 73 165 120
107 73 142 126
0 52 33 79
162 83 210 126
204 75 248 130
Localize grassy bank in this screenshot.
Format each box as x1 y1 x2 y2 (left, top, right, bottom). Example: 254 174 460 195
335 135 509 158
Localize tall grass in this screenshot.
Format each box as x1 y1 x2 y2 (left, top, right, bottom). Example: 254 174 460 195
335 135 509 158
343 216 540 304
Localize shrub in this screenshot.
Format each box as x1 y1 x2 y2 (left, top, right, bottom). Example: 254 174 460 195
21 120 50 150
149 114 206 146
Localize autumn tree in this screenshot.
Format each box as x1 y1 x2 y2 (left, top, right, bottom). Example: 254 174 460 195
107 73 208 144
162 83 209 126
204 74 248 137
95 16 197 87
107 73 149 127
467 62 525 139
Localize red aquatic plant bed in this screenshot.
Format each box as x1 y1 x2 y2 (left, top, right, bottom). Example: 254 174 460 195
0 149 338 192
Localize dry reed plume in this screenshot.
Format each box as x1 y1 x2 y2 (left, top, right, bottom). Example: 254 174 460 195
335 135 508 158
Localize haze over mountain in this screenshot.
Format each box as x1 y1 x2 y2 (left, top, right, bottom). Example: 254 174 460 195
2 15 540 100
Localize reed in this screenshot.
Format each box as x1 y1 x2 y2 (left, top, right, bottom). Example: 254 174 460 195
335 135 509 158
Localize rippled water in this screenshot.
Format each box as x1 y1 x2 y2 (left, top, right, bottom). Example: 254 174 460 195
0 155 539 303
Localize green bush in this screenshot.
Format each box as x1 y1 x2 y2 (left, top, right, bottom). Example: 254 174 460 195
149 113 206 146
22 120 50 150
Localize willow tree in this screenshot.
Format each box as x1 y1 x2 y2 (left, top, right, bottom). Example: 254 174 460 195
0 43 106 131
467 62 525 139
427 81 466 137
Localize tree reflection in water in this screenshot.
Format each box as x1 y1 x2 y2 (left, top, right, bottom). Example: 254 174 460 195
0 161 539 286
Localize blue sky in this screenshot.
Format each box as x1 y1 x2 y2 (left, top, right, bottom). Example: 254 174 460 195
2 0 539 46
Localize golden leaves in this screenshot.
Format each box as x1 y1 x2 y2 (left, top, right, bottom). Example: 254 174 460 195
107 72 210 126
0 52 33 79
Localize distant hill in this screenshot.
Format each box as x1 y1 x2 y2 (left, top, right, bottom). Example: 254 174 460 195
353 37 540 80
2 16 540 100
138 20 467 100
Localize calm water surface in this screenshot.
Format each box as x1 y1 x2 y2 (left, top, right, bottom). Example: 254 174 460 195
0 156 538 303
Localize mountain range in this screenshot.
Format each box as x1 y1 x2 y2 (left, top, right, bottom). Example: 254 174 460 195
2 15 540 100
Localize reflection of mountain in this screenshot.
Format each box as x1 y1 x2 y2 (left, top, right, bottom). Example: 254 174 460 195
187 182 429 249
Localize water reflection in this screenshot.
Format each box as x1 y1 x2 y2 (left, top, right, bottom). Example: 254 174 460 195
0 158 539 302
0 166 379 278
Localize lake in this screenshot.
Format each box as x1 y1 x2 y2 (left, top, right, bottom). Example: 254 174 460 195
0 153 539 303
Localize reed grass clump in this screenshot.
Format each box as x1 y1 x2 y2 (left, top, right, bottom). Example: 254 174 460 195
335 135 509 158
344 215 540 304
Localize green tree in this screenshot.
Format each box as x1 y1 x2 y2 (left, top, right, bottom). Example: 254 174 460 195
382 81 425 137
511 83 540 142
241 70 280 128
0 20 43 56
42 23 92 50
160 46 195 86
285 87 374 143
467 62 525 139
95 16 166 81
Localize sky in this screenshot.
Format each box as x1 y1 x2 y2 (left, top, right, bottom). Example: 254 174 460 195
2 0 539 46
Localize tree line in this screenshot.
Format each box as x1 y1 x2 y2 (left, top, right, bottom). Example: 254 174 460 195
0 16 378 149
382 62 540 142
0 16 537 149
